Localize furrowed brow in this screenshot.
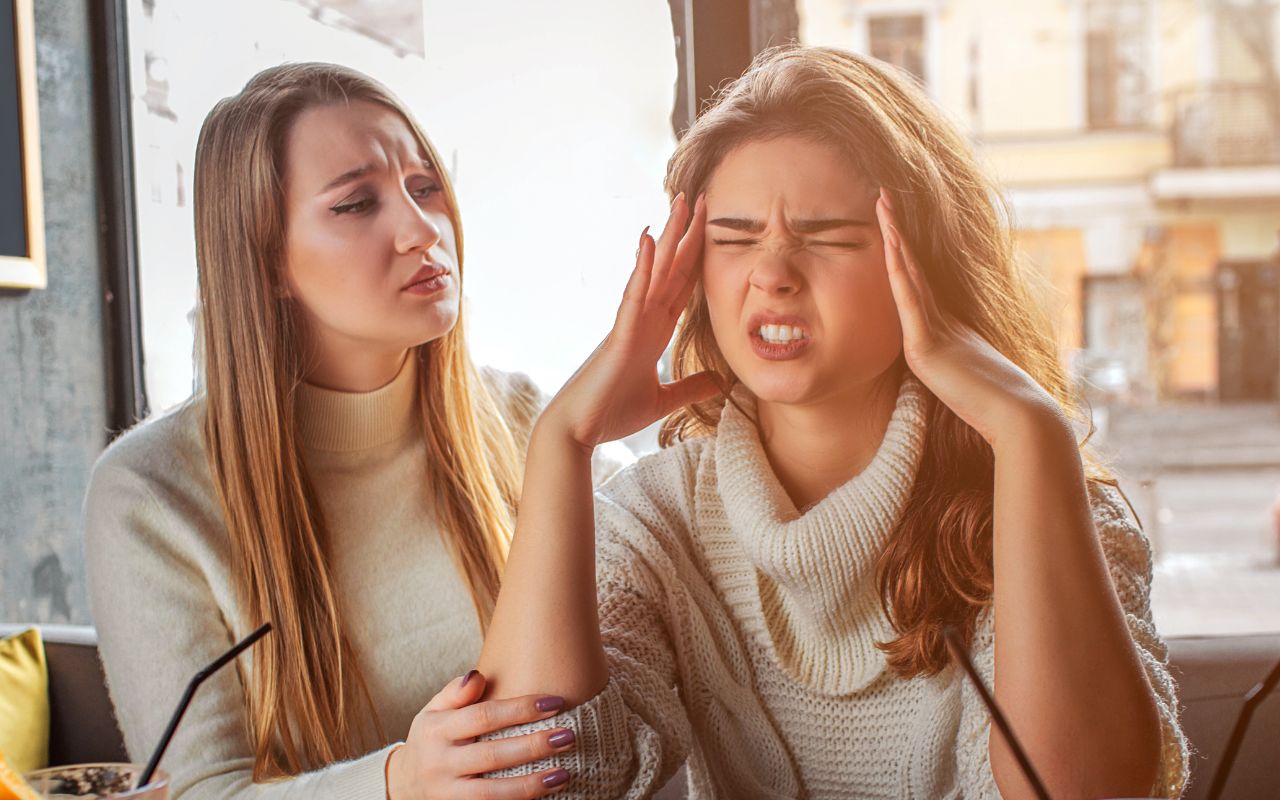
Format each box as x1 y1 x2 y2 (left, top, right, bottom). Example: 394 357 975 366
321 163 375 193
708 217 765 234
790 218 873 234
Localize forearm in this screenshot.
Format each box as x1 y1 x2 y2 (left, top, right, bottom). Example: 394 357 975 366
990 413 1161 799
477 417 609 705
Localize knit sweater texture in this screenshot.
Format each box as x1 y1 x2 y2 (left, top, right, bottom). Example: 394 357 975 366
490 375 1189 799
84 359 547 798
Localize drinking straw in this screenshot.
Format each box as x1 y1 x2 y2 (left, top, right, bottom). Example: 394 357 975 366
942 625 1051 800
137 622 273 788
1205 653 1280 800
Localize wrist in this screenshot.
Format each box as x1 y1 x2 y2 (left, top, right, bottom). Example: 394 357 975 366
990 403 1077 458
531 408 596 460
385 743 409 800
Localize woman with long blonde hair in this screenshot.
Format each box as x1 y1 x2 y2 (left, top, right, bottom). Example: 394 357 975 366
86 63 582 798
475 46 1189 798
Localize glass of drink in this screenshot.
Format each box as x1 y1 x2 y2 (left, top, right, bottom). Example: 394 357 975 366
23 764 168 799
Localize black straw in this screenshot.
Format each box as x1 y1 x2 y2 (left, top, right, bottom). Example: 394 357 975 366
1205 653 1280 800
942 625 1052 800
137 622 273 788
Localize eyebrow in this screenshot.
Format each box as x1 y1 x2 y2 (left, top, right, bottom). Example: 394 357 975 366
320 159 437 193
322 163 375 193
707 217 873 235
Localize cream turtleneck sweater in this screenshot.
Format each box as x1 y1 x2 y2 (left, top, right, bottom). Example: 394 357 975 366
84 359 544 798
490 375 1188 798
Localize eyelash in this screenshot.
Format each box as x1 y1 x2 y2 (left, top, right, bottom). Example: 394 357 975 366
331 182 442 216
712 238 868 250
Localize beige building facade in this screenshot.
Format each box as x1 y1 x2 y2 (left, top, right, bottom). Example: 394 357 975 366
800 0 1280 402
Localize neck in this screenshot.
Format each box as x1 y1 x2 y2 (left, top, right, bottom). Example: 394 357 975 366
305 340 411 393
756 363 905 511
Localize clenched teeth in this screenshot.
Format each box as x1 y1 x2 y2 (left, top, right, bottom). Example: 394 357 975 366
758 324 807 343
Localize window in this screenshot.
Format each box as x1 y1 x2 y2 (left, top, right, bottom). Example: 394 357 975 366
1085 0 1151 129
868 14 926 85
125 0 678 412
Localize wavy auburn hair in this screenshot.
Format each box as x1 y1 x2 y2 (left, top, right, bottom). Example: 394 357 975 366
659 46 1117 677
194 63 521 777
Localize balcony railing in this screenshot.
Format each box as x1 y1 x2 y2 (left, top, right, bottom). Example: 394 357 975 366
1170 83 1280 168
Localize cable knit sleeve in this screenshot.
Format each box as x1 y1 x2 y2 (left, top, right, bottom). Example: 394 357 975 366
955 480 1190 799
1088 482 1189 797
480 494 697 798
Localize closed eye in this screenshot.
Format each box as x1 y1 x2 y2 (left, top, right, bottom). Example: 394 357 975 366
712 238 758 246
811 240 870 250
332 196 375 215
409 178 442 201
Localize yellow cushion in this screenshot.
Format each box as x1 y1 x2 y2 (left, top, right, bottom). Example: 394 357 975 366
0 629 49 774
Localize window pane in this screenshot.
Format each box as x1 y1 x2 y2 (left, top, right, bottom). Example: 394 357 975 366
126 0 677 410
868 15 925 84
1085 0 1150 129
798 0 1280 636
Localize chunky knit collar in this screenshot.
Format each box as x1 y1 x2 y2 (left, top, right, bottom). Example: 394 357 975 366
296 355 418 453
712 374 928 695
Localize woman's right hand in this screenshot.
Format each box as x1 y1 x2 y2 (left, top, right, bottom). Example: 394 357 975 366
539 192 720 452
387 670 576 799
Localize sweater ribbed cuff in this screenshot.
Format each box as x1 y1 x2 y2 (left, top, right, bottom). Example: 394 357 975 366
324 743 399 799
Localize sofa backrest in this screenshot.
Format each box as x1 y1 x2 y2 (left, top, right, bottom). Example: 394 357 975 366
5 625 1277 798
1169 632 1280 800
0 624 126 766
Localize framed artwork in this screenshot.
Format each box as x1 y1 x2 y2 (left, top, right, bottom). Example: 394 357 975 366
0 0 45 289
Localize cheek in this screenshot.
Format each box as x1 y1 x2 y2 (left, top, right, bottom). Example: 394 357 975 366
286 217 385 295
701 260 745 338
823 262 902 351
283 218 398 342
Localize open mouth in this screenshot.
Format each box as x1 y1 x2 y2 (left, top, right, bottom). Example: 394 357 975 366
747 315 812 361
755 323 808 345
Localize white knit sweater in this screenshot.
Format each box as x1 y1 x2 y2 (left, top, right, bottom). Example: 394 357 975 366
492 376 1188 798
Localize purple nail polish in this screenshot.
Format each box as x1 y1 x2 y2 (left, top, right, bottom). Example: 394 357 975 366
535 695 565 713
542 769 570 789
548 728 575 748
460 669 479 688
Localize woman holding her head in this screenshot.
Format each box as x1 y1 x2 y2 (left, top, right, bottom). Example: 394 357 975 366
478 46 1189 798
86 64 586 799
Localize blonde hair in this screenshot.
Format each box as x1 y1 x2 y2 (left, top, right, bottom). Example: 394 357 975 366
660 45 1116 677
193 63 521 777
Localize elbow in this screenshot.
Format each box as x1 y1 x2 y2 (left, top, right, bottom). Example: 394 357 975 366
992 700 1166 800
1091 695 1165 798
1062 706 1166 800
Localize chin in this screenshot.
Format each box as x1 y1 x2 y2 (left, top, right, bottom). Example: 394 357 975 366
412 297 460 343
735 364 824 407
401 316 458 349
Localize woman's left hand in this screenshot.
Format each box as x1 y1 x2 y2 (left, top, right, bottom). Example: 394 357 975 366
875 189 1064 448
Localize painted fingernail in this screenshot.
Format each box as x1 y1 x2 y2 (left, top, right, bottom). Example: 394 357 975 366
672 191 686 209
542 768 570 788
536 695 565 713
460 669 479 688
548 728 575 748
695 193 706 212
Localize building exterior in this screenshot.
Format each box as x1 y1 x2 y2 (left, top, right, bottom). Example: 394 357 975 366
800 0 1280 402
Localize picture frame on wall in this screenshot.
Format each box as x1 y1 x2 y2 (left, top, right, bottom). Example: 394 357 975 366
1 0 45 290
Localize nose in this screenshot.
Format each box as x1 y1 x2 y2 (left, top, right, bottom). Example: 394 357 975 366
393 190 444 255
748 249 801 297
